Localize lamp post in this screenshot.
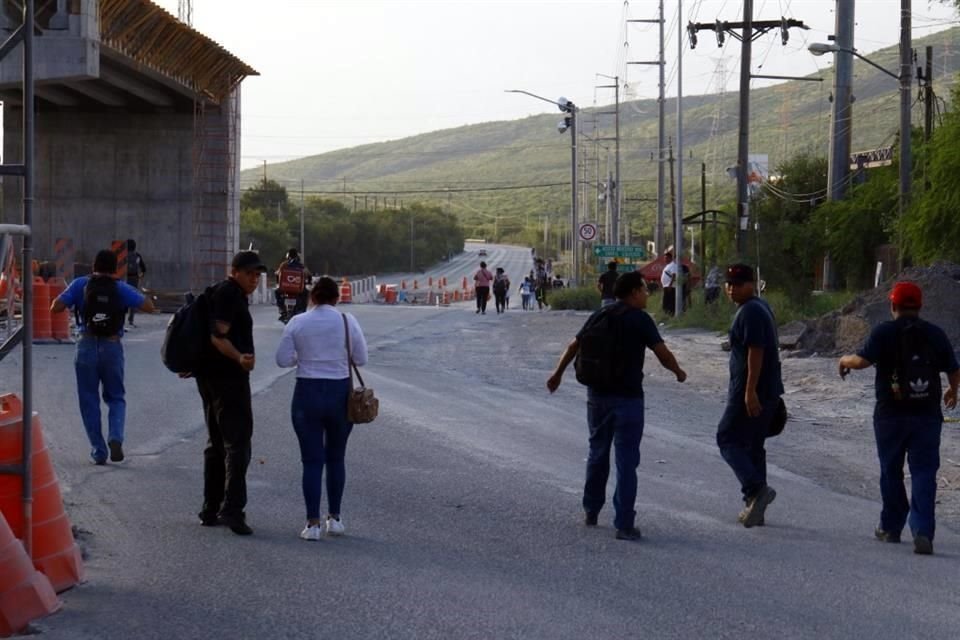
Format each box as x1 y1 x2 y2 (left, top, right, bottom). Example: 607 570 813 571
505 89 580 286
809 40 910 274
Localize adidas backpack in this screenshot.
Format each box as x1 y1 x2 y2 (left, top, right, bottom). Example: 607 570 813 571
891 321 940 409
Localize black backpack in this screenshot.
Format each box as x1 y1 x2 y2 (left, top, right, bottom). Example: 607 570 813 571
161 288 212 374
493 276 508 294
891 321 940 409
83 275 125 337
574 305 628 392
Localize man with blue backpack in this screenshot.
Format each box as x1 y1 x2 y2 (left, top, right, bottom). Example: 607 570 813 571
546 271 687 541
838 281 959 555
51 249 155 465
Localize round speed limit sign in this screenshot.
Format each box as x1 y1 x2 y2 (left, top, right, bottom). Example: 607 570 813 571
578 223 598 242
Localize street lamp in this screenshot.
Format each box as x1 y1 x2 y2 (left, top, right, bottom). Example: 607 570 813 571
505 89 580 286
809 41 911 277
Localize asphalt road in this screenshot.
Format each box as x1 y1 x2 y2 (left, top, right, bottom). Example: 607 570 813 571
2 244 958 639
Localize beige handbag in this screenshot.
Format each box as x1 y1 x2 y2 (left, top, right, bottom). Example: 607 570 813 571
343 314 378 424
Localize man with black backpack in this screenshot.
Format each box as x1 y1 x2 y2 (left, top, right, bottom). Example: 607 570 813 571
546 271 687 541
51 249 155 465
717 264 783 529
838 281 959 555
191 250 267 536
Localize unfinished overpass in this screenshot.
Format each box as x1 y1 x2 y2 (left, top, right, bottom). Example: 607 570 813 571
0 0 257 290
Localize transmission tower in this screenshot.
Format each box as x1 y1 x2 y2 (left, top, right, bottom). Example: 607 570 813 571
178 0 193 26
705 57 728 196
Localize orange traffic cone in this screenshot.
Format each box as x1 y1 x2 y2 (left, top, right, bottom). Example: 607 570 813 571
0 510 60 637
0 395 84 593
47 278 71 343
339 279 352 304
31 278 53 343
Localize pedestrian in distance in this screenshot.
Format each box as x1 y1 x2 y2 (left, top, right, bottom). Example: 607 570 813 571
546 271 687 541
660 252 677 316
474 261 493 315
275 276 369 541
125 238 147 328
704 265 721 305
492 267 510 314
535 258 549 310
519 277 533 311
51 249 155 465
598 261 619 308
716 264 784 528
193 250 267 536
838 281 959 555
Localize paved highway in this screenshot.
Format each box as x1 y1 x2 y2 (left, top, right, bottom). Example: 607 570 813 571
1 243 957 639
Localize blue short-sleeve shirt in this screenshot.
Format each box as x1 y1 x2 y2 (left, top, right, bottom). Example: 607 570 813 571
58 276 146 336
728 297 784 402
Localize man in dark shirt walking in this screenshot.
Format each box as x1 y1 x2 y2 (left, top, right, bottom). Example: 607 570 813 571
547 272 687 540
194 250 266 535
717 264 784 528
597 261 618 308
838 281 959 554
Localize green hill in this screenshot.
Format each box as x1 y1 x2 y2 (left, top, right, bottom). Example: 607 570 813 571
243 28 960 241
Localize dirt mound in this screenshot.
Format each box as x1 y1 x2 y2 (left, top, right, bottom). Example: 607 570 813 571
795 262 960 355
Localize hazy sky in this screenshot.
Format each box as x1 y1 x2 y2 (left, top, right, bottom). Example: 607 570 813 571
154 1 959 169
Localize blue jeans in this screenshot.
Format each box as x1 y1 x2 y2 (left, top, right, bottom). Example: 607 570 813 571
584 393 645 530
874 412 942 539
291 378 353 520
74 337 125 463
717 399 776 501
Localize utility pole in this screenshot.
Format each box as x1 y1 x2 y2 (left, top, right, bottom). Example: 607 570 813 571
700 161 707 266
594 74 621 245
899 0 912 273
627 0 665 256
823 0 855 290
300 179 305 263
675 0 684 317
922 45 934 142
688 7 808 259
668 138 676 245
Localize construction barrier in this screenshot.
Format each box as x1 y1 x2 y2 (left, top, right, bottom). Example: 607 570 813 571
110 240 127 281
0 510 60 637
427 276 433 287
47 279 71 343
339 279 352 303
31 278 53 343
53 239 74 281
384 286 398 304
0 395 85 593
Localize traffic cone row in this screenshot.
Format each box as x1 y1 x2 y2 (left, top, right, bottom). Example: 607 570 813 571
0 394 85 594
0 510 60 637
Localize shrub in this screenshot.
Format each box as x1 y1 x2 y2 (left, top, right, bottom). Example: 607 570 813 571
549 286 601 311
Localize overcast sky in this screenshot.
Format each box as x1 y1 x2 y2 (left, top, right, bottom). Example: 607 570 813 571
154 1 960 169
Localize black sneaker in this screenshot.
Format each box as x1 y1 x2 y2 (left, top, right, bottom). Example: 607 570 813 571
741 486 776 528
220 514 253 536
615 527 642 541
913 534 933 555
108 440 124 463
584 512 598 527
198 511 221 527
874 527 901 543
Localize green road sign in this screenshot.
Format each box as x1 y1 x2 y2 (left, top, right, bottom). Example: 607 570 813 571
597 260 640 273
593 244 646 259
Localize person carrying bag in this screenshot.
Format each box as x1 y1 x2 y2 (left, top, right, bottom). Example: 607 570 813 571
275 276 369 541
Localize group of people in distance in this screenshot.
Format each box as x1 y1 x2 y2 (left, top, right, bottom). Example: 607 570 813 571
553 264 958 555
473 256 554 314
51 249 369 540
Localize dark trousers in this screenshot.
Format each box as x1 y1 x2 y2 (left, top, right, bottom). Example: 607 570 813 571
196 376 253 519
476 286 490 312
291 378 354 520
717 399 776 501
662 287 676 316
874 413 942 539
494 291 507 313
584 393 645 530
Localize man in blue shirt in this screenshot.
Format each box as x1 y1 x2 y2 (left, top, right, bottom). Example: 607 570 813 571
717 264 784 528
547 271 687 541
838 281 959 555
51 249 155 465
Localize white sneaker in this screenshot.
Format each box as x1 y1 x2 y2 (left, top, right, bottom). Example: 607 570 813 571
325 516 345 536
299 524 322 541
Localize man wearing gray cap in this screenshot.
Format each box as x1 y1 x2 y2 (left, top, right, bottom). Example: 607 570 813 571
193 250 267 536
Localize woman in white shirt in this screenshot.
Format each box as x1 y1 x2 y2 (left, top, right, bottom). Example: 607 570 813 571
275 276 369 541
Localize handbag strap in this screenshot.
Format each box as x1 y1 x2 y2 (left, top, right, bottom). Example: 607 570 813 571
342 313 365 388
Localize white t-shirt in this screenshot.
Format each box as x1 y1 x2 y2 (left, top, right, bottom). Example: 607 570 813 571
661 261 678 288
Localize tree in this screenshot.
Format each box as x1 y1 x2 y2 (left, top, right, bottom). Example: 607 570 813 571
241 178 289 219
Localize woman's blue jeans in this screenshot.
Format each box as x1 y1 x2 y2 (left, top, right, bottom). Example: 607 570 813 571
291 378 353 520
74 337 125 463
